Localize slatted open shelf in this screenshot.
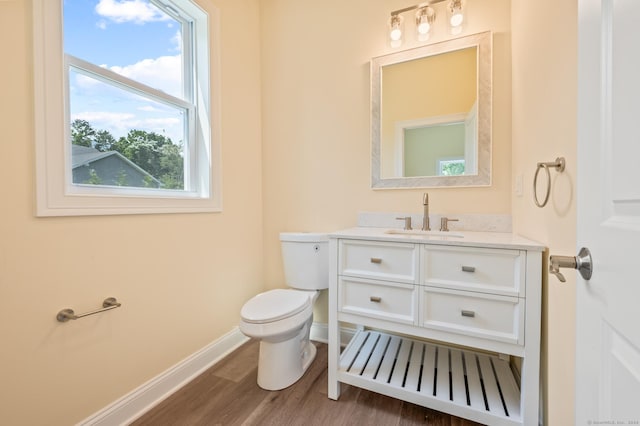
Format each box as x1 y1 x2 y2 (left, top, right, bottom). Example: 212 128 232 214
338 330 522 426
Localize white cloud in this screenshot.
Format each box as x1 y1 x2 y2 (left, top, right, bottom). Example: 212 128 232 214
71 55 180 98
170 30 182 52
95 0 170 25
71 111 138 136
138 105 160 112
109 55 181 97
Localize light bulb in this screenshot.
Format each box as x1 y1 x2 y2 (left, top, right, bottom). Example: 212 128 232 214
390 27 402 41
415 6 435 40
417 21 431 35
389 15 403 46
447 0 464 29
450 12 464 27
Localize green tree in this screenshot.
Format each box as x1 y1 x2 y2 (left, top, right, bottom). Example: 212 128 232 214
113 129 184 189
441 161 465 176
71 119 96 147
116 169 128 186
94 129 117 152
158 142 184 189
84 168 102 185
70 120 184 189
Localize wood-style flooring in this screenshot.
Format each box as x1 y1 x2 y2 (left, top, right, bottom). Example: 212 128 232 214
132 339 483 426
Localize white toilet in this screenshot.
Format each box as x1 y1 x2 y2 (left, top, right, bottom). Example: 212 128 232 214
239 232 328 390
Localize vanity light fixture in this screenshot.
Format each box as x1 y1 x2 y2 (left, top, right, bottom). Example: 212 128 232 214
415 5 436 41
388 14 404 48
388 0 466 46
447 0 466 34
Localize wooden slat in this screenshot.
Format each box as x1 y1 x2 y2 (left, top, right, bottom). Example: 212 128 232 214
338 331 521 425
349 331 380 375
361 333 391 378
492 358 521 419
450 349 467 405
419 343 437 397
374 335 401 383
389 338 413 387
435 346 450 401
404 341 424 391
463 351 485 411
478 353 506 416
339 330 369 371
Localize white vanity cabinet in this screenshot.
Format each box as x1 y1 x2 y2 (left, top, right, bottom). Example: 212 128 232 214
327 229 544 426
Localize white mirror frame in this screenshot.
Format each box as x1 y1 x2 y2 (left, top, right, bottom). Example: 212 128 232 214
371 31 492 189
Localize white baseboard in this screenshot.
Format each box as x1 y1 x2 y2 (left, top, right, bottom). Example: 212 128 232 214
79 322 354 426
310 322 356 346
77 327 249 426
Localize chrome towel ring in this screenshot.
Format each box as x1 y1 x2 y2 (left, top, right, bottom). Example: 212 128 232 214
533 157 565 208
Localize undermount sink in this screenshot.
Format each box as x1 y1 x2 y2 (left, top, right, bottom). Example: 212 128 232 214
385 229 464 238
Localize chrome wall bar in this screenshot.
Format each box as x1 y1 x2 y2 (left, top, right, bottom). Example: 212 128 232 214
56 297 121 322
390 0 447 16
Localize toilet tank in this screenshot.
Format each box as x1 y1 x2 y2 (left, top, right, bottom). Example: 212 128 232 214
280 232 329 290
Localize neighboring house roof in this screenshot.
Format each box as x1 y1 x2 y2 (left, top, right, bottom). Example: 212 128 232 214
71 145 118 168
71 145 163 187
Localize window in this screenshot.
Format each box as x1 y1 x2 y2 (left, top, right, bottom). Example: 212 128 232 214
438 158 466 176
33 0 221 216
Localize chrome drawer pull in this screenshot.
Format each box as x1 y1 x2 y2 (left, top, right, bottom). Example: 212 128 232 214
370 296 382 303
461 266 476 273
370 258 382 264
461 310 475 318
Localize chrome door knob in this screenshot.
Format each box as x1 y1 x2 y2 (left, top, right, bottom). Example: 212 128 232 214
549 247 593 282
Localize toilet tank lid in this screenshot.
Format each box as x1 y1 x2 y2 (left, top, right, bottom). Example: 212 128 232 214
279 232 328 243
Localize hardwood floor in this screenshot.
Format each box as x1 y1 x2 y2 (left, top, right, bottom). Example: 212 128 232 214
132 340 483 426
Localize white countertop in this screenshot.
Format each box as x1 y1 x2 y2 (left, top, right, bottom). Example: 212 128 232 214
329 227 546 252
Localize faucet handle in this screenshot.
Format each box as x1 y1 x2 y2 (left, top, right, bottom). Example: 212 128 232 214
440 217 459 232
423 192 429 205
396 216 412 230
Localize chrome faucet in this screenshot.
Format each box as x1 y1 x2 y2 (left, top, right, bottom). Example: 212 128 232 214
422 193 430 231
396 216 412 230
440 217 459 232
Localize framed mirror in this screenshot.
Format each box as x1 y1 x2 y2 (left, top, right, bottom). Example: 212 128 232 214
371 31 492 189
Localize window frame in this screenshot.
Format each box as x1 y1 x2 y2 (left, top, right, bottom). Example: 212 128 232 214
33 0 222 216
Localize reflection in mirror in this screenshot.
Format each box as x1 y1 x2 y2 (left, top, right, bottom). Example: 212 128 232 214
372 31 492 189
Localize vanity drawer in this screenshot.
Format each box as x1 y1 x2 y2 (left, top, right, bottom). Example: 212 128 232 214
421 245 525 297
420 287 524 345
338 277 417 325
339 240 418 284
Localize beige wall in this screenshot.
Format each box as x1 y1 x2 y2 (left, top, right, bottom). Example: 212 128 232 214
260 0 512 299
0 0 577 424
0 0 264 424
511 1 577 425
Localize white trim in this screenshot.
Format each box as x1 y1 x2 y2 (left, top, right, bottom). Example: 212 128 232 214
310 322 357 347
32 0 222 216
77 328 249 426
79 323 355 426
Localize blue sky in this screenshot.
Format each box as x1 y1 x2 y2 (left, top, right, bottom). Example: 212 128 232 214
64 0 185 144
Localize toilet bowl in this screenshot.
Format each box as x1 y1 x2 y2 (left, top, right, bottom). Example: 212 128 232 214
239 232 328 390
240 289 319 390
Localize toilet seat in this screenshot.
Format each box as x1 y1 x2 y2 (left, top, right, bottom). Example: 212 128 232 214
241 289 312 324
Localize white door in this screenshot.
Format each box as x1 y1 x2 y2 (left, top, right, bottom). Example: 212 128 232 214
577 0 640 423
